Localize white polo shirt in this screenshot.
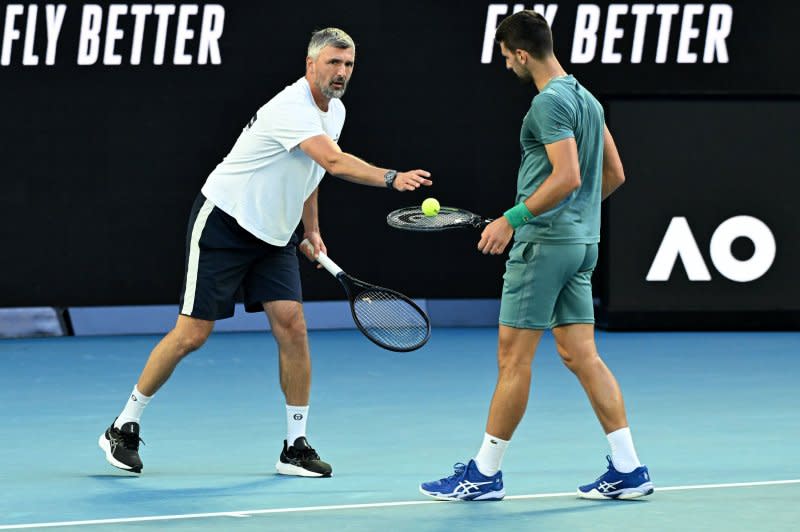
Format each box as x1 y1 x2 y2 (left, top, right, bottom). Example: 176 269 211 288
201 77 346 246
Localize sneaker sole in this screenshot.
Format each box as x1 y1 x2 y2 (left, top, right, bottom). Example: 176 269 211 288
418 486 505 501
577 483 654 500
275 461 331 478
98 433 142 474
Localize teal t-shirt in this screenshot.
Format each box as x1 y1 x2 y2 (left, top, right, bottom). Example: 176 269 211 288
513 75 604 244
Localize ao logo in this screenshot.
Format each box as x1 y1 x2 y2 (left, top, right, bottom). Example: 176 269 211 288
646 216 775 283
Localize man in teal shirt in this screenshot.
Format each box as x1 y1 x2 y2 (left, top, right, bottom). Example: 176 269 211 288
420 10 653 501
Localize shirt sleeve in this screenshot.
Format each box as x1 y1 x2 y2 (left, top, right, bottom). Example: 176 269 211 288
266 102 327 152
529 92 575 145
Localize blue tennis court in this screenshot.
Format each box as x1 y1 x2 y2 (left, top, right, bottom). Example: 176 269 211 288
1 328 798 530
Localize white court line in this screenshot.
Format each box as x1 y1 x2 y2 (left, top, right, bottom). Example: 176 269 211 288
1 479 799 529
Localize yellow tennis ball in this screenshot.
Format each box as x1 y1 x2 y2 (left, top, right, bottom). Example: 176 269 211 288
421 198 440 217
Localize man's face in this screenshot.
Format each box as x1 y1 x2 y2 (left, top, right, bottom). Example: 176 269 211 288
499 41 531 83
308 45 355 99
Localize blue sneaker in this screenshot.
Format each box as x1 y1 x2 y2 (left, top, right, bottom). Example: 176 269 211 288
419 460 505 501
578 456 654 500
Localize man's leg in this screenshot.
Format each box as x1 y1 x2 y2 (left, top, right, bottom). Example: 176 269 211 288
137 315 215 396
475 324 544 469
264 300 331 477
552 323 653 499
472 325 543 474
419 325 543 501
99 315 214 473
485 325 545 440
551 324 627 433
265 300 311 406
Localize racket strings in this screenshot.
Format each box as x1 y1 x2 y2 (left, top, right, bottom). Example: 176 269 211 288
387 207 478 229
353 289 428 349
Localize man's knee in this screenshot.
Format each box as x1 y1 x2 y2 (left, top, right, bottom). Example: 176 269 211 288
176 332 208 354
173 319 213 355
558 346 577 372
557 342 599 373
270 308 308 346
496 332 536 375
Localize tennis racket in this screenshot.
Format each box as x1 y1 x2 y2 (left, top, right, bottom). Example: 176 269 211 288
386 206 493 231
299 239 431 352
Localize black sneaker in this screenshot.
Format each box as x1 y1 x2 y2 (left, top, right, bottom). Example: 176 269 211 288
276 437 332 477
98 419 144 473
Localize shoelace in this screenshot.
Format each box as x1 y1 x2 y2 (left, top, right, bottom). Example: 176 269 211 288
590 456 615 482
114 428 145 450
442 462 467 481
291 446 320 461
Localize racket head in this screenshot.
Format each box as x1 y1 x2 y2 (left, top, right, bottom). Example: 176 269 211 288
341 275 431 352
386 206 489 231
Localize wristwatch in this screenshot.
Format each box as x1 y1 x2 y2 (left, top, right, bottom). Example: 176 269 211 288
384 169 398 189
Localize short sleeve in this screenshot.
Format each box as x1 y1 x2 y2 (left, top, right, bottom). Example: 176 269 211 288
529 92 574 145
265 102 326 152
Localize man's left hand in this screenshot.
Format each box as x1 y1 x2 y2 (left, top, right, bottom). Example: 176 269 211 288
302 231 327 268
477 217 513 255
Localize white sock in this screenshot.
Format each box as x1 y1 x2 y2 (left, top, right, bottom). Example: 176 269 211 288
115 385 152 428
473 433 509 476
607 427 642 473
286 405 309 445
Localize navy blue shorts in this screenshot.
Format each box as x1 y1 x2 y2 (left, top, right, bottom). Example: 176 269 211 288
178 193 302 321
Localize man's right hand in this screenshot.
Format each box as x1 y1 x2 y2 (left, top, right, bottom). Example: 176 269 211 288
393 170 432 191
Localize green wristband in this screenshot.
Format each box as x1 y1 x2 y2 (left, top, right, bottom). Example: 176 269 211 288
503 203 534 229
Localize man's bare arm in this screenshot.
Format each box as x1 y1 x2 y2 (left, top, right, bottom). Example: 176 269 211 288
601 124 625 200
521 136 582 214
299 134 431 190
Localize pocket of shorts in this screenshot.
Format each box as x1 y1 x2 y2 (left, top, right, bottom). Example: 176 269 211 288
507 242 533 265
503 242 534 289
521 242 537 262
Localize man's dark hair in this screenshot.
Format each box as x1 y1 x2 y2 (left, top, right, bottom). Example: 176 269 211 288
495 10 553 60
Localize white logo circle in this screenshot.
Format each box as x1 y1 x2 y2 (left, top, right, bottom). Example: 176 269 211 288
709 216 776 282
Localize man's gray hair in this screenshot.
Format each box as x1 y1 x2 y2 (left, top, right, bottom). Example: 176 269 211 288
307 27 355 59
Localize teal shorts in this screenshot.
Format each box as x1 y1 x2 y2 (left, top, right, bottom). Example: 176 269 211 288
499 242 598 330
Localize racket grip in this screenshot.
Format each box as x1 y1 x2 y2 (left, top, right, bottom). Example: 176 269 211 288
299 239 343 276
298 239 316 261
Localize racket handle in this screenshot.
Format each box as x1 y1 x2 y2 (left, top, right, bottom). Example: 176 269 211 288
299 239 343 277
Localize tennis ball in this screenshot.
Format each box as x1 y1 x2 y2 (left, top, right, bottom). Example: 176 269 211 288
421 198 440 217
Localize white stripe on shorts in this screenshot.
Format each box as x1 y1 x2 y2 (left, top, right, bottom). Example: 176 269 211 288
181 199 215 315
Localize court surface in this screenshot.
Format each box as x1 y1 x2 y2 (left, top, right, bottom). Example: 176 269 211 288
1 328 798 531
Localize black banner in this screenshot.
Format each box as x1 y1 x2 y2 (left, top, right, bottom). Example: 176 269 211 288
1 1 798 308
602 97 800 318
